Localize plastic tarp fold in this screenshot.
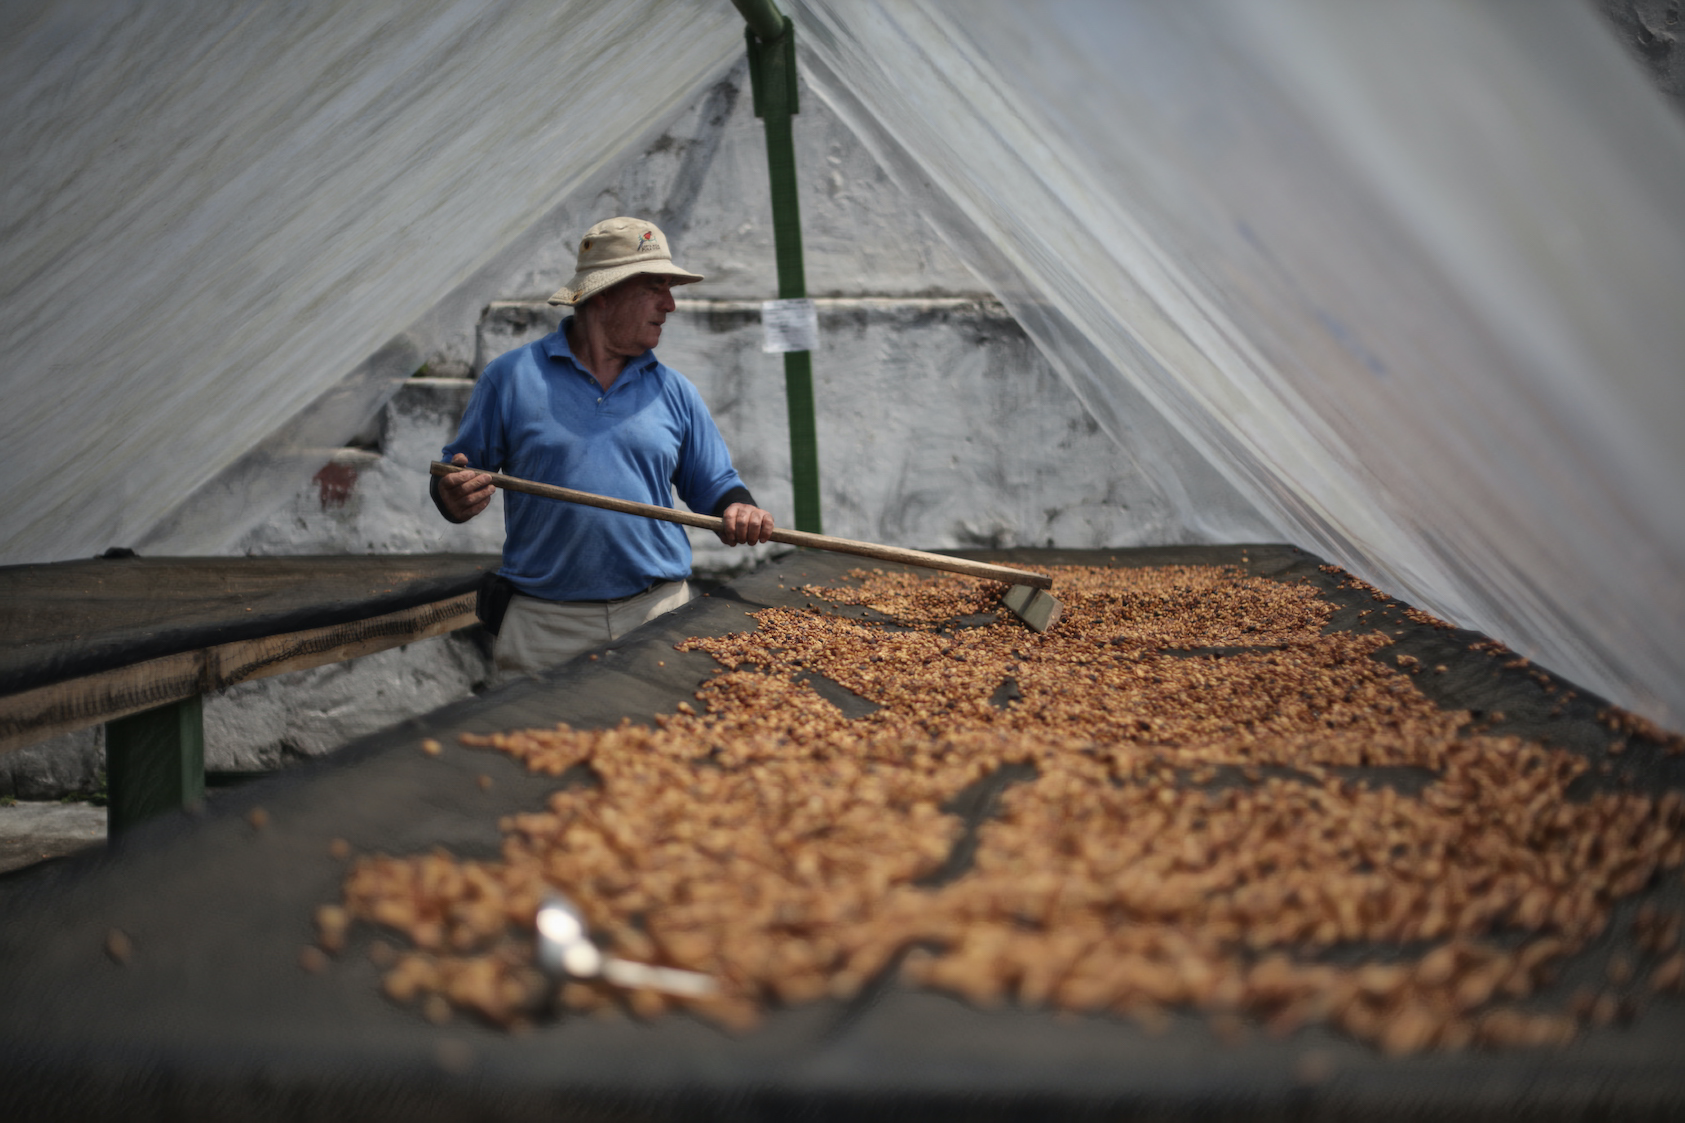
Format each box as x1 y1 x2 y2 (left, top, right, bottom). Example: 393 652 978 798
790 0 1685 728
0 0 741 565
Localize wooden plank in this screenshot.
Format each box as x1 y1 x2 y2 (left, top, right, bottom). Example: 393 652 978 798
203 592 477 685
0 594 477 755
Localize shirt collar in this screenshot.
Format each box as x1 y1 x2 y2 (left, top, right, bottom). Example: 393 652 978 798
542 318 659 383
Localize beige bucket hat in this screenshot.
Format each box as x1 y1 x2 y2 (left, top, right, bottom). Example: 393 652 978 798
546 217 703 306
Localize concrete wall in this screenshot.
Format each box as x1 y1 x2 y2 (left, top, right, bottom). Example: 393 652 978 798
468 296 1200 553
202 631 494 772
1592 0 1685 116
405 60 985 382
246 62 1259 561
0 727 103 802
235 291 1203 573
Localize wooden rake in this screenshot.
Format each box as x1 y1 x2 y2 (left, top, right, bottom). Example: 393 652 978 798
429 461 1062 632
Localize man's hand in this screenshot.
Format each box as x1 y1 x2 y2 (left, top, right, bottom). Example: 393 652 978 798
716 503 774 546
438 453 495 522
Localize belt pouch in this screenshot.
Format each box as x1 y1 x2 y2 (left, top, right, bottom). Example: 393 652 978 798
476 573 518 636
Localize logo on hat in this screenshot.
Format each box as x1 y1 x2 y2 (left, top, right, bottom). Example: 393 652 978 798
637 230 657 252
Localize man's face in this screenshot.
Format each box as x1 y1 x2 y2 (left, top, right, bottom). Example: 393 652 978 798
589 274 677 356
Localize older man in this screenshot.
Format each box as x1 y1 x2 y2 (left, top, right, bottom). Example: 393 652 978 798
434 217 773 678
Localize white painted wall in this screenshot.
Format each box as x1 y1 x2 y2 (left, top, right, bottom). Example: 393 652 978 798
202 632 494 772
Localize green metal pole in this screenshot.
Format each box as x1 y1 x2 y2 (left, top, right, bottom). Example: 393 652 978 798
106 695 204 835
741 6 822 534
731 0 786 42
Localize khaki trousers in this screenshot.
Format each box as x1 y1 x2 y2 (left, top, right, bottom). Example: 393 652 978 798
492 580 692 682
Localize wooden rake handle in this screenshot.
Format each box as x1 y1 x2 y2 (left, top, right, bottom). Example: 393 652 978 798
429 461 1054 590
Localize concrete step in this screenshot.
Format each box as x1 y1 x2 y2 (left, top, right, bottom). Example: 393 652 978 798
0 801 105 875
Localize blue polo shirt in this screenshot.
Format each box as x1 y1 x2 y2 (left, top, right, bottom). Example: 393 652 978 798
442 322 751 601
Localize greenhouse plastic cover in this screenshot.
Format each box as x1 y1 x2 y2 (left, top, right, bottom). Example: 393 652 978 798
0 0 747 562
1 1 1682 729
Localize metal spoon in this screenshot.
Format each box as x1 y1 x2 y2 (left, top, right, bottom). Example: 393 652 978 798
535 893 717 999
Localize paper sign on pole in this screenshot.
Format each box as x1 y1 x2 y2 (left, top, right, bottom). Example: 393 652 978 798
761 298 819 353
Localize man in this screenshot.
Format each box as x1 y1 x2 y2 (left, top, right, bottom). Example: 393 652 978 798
433 216 774 678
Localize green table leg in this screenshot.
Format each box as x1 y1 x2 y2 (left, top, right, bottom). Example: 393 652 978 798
105 696 204 835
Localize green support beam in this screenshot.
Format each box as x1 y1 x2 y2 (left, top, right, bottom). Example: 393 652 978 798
106 695 204 835
732 0 786 43
740 4 822 534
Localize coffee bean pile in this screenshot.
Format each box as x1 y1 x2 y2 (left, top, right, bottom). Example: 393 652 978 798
332 565 1685 1052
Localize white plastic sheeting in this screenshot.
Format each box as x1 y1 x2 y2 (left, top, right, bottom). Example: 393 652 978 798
0 0 741 563
2 1 1682 728
791 0 1685 728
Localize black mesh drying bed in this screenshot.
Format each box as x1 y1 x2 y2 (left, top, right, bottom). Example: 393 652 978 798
1 545 1681 1122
